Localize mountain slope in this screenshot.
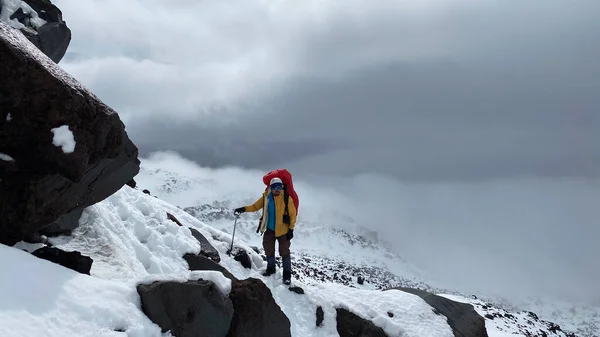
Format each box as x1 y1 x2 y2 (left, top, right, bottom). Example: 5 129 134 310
5 185 459 337
134 163 592 337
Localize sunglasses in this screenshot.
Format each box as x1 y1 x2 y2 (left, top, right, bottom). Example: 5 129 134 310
271 185 283 191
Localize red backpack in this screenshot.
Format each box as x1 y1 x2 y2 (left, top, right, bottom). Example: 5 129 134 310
263 169 299 216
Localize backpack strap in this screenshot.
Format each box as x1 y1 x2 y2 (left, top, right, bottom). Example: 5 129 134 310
283 186 290 225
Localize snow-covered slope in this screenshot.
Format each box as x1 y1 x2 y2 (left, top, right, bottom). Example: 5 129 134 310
4 186 457 337
133 160 598 337
1 169 590 336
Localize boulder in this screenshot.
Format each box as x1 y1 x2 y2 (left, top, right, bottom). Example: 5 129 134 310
0 22 140 245
183 253 238 282
1 0 71 62
336 308 388 337
386 287 488 337
137 279 234 337
31 246 93 275
188 227 220 263
226 278 291 337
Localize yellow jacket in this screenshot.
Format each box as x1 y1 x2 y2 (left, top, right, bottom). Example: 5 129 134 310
244 189 297 238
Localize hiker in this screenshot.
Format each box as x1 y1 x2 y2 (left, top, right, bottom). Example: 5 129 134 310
234 177 297 284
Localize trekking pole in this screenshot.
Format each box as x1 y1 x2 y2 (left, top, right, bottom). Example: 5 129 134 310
228 213 240 256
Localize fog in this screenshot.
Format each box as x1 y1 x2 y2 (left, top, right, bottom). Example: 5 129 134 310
139 151 600 304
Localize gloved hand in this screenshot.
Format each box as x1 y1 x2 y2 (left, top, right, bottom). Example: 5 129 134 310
234 207 245 215
286 229 294 240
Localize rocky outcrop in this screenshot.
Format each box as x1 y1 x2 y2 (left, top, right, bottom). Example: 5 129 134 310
188 227 220 263
183 253 238 282
31 246 93 275
137 279 234 337
386 287 488 337
227 278 291 337
336 308 388 337
0 22 140 245
0 0 71 62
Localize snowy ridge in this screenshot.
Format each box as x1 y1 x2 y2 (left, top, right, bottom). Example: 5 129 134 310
441 294 578 337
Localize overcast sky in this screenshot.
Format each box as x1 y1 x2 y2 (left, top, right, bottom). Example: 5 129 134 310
45 0 600 305
52 0 600 181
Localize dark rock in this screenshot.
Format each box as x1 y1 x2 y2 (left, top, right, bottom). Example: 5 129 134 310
336 308 388 337
227 278 291 337
0 23 140 246
143 189 151 195
5 0 72 63
188 227 220 263
183 253 237 282
126 179 136 188
230 247 251 269
166 212 183 227
32 246 92 275
316 306 324 327
386 287 488 337
288 286 304 294
387 312 394 318
137 279 233 337
250 245 260 254
10 8 28 22
39 208 83 236
485 314 494 320
357 276 365 285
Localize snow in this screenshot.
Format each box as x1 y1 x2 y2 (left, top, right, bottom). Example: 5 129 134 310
0 244 164 337
0 158 591 336
0 183 460 337
0 153 15 161
50 125 76 153
278 282 453 337
0 0 47 29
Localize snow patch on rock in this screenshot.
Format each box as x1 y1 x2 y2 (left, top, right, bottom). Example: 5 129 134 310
51 125 75 153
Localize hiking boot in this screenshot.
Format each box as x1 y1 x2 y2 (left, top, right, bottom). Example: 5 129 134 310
283 269 291 285
262 265 276 276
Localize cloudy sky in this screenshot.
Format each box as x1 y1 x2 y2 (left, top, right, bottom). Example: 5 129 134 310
53 0 600 182
46 0 600 305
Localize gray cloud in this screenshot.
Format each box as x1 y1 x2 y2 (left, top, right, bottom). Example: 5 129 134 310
54 0 600 182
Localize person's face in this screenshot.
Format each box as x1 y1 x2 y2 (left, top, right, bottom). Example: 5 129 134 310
272 185 282 196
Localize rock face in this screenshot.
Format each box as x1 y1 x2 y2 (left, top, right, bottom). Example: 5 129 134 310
0 0 71 62
0 22 140 245
31 246 93 275
39 208 84 236
137 279 234 337
336 308 388 337
387 287 488 337
227 278 291 337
